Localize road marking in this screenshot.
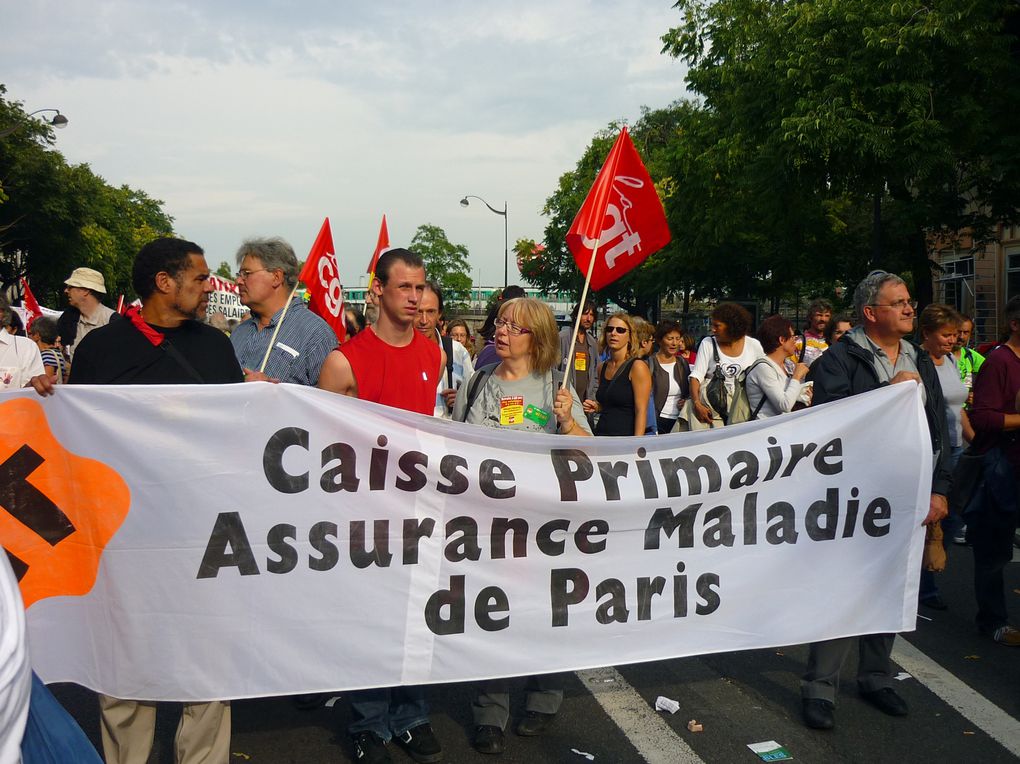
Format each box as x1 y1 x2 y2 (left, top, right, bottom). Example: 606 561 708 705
893 636 1020 757
576 666 704 764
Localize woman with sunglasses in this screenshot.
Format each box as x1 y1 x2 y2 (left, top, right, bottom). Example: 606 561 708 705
584 313 652 436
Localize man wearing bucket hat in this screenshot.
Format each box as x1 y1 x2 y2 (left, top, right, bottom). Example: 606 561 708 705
57 267 119 360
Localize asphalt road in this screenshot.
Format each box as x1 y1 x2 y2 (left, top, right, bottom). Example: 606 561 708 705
51 540 1019 763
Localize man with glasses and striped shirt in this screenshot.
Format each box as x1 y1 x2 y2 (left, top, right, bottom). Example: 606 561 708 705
230 237 338 385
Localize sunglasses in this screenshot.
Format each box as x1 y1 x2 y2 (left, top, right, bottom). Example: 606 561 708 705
606 326 629 334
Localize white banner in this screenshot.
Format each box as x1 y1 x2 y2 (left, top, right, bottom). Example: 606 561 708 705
0 383 931 701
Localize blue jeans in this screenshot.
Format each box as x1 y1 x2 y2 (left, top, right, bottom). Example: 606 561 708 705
348 686 429 741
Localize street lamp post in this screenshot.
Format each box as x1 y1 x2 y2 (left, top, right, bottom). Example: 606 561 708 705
0 108 69 140
459 195 508 289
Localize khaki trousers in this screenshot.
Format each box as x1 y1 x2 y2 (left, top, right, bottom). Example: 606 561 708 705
99 695 230 764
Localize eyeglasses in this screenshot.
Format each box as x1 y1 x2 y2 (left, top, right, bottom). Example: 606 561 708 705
606 325 629 334
494 318 531 336
235 268 269 280
870 300 917 311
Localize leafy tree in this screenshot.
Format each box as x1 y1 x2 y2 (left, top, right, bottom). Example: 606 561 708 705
0 84 175 306
661 0 1020 305
215 261 234 280
409 224 472 309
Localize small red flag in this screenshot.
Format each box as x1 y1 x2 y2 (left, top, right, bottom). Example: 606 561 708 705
298 218 347 344
20 278 43 328
366 215 390 281
566 127 671 291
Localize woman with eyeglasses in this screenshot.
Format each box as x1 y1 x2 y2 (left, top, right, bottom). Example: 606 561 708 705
745 315 811 419
583 313 652 436
446 318 476 358
453 298 591 436
452 297 588 755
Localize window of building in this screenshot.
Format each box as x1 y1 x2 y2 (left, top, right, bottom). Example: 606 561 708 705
940 256 975 313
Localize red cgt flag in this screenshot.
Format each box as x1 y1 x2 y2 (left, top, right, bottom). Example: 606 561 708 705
566 127 671 291
20 278 43 329
366 215 390 284
298 218 346 344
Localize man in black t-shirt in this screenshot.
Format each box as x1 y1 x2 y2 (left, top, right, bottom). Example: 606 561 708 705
32 237 241 764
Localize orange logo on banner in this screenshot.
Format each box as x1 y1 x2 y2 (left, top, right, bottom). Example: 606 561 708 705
0 398 131 608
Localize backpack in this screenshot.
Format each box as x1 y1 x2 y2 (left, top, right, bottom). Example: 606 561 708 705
725 357 772 426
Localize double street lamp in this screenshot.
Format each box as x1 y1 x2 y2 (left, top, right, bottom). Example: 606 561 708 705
459 195 508 288
0 108 70 140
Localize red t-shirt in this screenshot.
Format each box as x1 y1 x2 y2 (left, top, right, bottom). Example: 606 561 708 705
340 327 440 415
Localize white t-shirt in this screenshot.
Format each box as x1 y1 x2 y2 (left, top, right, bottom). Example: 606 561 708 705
0 329 44 391
658 361 683 419
0 554 30 764
690 335 765 394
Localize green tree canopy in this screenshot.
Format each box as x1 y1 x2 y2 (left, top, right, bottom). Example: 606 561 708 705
410 223 472 309
661 0 1020 304
0 84 175 306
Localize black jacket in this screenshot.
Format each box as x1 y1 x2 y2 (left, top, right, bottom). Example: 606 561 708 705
806 334 952 497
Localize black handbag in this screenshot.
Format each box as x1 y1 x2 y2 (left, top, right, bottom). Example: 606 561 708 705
704 338 729 422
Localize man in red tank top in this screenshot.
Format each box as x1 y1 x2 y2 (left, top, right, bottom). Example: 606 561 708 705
317 247 445 763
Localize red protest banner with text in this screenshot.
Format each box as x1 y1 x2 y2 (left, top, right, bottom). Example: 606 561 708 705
298 218 346 344
366 215 390 285
566 128 671 291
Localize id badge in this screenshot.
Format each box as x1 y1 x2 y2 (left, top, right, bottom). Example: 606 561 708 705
523 404 550 427
574 351 587 372
499 395 525 425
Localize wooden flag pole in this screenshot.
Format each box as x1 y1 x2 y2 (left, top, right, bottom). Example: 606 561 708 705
560 235 602 391
257 281 302 373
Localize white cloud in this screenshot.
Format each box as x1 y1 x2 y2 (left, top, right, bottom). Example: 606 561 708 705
2 0 689 285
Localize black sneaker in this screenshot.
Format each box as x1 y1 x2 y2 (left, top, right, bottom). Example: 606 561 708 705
352 731 391 764
515 710 555 737
473 725 505 755
395 723 444 763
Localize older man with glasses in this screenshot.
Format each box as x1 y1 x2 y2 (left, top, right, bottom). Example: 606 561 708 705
799 270 951 731
230 237 339 385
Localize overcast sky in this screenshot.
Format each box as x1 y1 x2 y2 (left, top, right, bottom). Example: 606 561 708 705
2 1 688 288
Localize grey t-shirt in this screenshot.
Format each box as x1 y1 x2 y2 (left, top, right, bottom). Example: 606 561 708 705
934 356 967 447
453 368 592 434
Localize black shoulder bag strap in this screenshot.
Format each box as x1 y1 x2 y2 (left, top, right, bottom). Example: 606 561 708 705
160 340 206 384
441 334 454 388
746 358 772 421
457 363 499 422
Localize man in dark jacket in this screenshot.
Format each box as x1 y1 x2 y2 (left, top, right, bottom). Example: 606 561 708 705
800 270 950 731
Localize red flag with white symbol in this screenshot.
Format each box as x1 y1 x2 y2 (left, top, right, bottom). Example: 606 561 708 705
566 127 671 291
20 278 43 329
298 218 346 343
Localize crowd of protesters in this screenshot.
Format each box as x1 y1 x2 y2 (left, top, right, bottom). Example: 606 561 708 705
0 237 1018 762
